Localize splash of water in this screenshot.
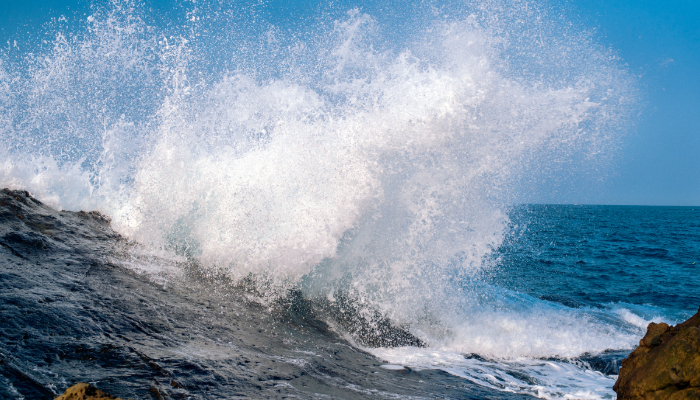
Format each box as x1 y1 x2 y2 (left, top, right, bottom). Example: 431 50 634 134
1 0 637 372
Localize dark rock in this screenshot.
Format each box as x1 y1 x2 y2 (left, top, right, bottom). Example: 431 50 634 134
282 288 426 348
614 307 700 400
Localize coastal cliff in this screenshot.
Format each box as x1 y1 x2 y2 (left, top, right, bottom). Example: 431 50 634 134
614 307 700 399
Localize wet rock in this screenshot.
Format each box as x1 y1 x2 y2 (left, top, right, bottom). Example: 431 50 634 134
282 289 426 348
54 382 125 400
614 307 700 400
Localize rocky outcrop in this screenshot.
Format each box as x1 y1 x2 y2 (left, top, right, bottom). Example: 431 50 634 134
614 307 700 400
54 383 125 400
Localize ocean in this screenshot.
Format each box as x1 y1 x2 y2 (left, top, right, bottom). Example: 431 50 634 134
0 1 697 399
371 204 699 398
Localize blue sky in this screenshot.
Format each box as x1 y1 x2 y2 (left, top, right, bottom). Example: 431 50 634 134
1 0 698 206
570 0 700 205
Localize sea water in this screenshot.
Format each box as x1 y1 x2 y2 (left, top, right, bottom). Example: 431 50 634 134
372 205 699 398
1 0 695 399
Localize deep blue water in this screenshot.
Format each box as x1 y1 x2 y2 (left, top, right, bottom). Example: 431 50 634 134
488 205 700 322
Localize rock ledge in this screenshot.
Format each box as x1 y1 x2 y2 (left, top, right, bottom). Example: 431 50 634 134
614 307 700 400
54 383 125 400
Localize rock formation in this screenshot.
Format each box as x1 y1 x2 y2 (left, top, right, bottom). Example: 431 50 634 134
54 383 124 400
614 307 700 399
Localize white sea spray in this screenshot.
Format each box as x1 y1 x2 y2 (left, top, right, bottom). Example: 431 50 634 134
0 1 640 397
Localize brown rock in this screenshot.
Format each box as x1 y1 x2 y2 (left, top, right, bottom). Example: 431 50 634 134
54 383 126 400
614 306 700 400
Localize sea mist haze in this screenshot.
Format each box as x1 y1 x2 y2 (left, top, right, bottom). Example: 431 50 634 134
0 0 697 399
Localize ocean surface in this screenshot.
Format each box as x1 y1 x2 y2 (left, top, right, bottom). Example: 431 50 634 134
0 1 697 399
490 205 699 318
372 204 700 398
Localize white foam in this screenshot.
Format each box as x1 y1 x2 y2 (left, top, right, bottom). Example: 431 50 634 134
0 3 634 286
607 303 668 329
371 347 617 399
368 297 681 399
380 364 406 370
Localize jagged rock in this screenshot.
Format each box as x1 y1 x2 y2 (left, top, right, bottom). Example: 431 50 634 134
54 383 125 400
614 307 700 400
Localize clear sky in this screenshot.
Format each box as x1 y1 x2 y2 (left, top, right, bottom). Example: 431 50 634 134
570 0 700 206
1 0 698 206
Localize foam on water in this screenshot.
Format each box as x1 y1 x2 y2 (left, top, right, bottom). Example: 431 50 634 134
367 287 658 399
0 0 641 397
371 347 618 399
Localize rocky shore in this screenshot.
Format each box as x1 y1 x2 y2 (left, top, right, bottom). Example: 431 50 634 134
614 307 700 399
